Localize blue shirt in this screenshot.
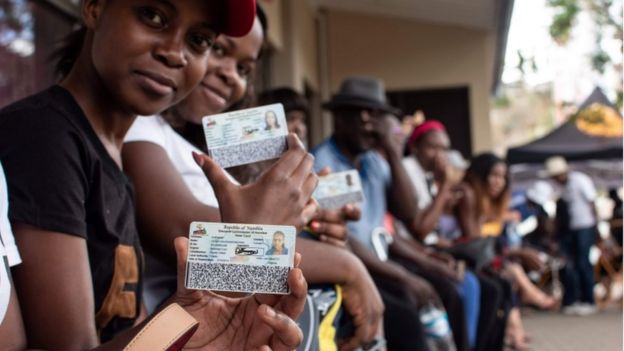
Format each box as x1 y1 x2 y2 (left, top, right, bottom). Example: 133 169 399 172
312 137 391 250
266 246 289 256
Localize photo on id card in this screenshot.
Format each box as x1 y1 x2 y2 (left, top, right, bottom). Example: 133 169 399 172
313 170 365 209
185 222 296 294
202 103 288 168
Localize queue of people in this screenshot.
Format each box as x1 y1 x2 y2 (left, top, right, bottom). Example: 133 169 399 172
0 1 618 350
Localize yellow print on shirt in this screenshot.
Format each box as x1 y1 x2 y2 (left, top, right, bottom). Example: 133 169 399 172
95 245 139 334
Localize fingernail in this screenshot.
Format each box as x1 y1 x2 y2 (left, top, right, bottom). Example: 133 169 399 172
192 152 204 167
266 306 277 317
296 269 305 282
310 221 319 230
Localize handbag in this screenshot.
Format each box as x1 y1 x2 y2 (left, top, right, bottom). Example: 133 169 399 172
443 237 497 271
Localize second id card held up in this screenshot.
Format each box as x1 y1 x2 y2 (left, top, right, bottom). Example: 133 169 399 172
185 222 296 294
313 170 365 209
202 103 288 168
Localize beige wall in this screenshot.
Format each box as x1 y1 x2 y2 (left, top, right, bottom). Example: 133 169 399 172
259 0 284 50
325 10 495 154
263 0 327 145
269 0 319 92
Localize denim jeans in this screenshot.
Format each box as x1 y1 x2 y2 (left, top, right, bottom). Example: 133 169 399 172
455 271 480 349
559 226 596 305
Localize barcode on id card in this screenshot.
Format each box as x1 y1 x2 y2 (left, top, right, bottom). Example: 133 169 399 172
186 262 290 294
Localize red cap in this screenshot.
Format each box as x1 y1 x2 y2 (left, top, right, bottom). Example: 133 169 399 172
408 120 446 146
219 0 257 37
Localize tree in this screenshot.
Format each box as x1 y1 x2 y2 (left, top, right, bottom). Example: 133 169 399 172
548 0 581 45
548 0 623 109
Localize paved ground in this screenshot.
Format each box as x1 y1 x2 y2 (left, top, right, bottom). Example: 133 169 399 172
521 306 623 351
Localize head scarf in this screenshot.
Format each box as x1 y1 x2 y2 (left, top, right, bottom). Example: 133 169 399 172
407 120 446 146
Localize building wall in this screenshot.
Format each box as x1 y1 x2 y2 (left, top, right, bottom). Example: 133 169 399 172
260 0 284 50
266 0 319 92
324 10 495 154
261 0 328 145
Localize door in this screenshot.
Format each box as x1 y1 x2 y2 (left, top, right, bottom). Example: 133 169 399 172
387 86 472 158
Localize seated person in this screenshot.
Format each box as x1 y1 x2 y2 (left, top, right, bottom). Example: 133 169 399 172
523 181 558 254
387 117 487 351
261 86 454 350
0 162 26 350
456 153 558 350
313 77 466 351
0 1 306 349
122 12 383 350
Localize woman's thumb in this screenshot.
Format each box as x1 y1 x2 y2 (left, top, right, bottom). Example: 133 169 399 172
175 236 189 292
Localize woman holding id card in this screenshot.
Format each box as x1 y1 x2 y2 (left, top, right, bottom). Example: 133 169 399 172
123 5 384 351
0 1 307 350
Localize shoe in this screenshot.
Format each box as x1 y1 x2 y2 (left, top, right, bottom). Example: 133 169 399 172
575 303 597 316
561 303 597 316
562 304 580 315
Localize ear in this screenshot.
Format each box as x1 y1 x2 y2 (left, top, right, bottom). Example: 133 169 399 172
82 0 106 30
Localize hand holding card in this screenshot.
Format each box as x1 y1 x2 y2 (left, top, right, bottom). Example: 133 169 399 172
313 170 365 209
308 204 361 247
172 236 307 351
192 134 318 232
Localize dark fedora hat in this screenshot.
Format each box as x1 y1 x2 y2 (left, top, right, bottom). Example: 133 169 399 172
323 77 401 115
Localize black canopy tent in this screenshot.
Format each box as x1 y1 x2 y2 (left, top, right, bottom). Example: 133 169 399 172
507 87 623 190
507 87 623 164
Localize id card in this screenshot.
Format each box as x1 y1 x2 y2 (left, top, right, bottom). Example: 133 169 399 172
313 170 365 209
185 222 296 294
202 103 288 168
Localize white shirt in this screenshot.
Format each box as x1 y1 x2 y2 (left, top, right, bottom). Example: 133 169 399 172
125 116 220 207
0 162 21 322
125 116 224 312
561 171 597 230
402 156 439 242
402 157 434 209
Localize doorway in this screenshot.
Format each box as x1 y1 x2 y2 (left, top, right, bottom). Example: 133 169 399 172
387 86 472 158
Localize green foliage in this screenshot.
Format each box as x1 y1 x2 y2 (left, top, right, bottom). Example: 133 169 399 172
588 0 623 37
547 0 580 44
547 0 623 112
591 50 610 73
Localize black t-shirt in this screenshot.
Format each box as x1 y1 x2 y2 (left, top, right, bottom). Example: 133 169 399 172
0 86 143 342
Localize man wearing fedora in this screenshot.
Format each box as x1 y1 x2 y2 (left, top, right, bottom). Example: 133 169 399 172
545 156 599 315
312 77 472 351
